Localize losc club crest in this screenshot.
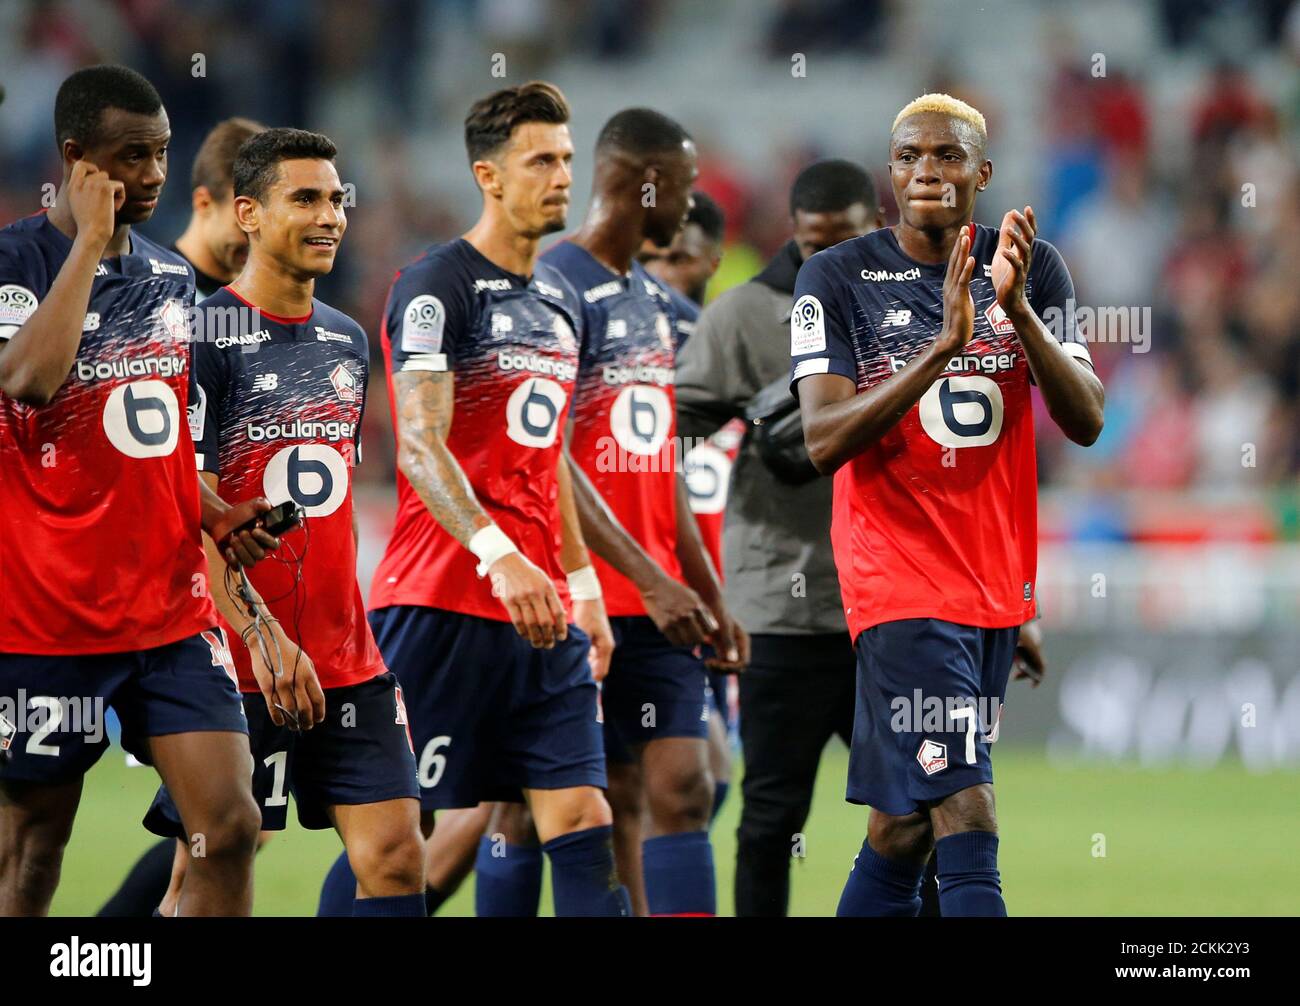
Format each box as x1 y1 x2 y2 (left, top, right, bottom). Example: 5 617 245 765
158 298 190 342
655 312 674 353
553 313 577 356
329 362 358 402
916 739 948 776
984 300 1015 337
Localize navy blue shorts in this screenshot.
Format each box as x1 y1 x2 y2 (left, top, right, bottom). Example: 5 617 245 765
846 618 1019 816
144 671 418 835
368 606 605 811
0 628 246 785
601 616 709 761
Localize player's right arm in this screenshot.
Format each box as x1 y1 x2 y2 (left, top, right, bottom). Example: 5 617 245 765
199 474 325 730
797 228 976 475
0 162 123 405
388 272 565 649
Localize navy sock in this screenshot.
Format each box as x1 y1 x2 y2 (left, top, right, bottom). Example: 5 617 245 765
424 885 448 916
474 835 542 917
352 893 426 917
710 780 730 824
836 839 924 917
316 851 357 917
542 825 631 917
98 839 175 917
642 831 716 916
935 831 1007 917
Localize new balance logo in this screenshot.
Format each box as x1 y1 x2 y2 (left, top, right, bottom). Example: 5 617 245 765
252 373 279 392
881 309 912 328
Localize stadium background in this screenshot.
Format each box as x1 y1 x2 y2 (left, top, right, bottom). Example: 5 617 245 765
1 0 1297 915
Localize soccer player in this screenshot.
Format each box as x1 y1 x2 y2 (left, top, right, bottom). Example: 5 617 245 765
791 94 1104 917
98 114 270 919
173 117 267 300
143 128 425 917
638 190 724 321
542 108 748 918
638 191 736 826
0 64 277 917
345 81 631 917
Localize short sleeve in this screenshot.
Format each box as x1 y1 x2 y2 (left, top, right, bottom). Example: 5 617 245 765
384 260 472 376
0 237 46 343
187 335 228 475
789 251 857 398
1028 239 1092 369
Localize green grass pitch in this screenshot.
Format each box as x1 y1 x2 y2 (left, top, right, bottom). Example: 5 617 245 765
50 744 1299 916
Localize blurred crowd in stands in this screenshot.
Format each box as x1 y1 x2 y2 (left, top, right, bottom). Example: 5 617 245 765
2 0 1298 525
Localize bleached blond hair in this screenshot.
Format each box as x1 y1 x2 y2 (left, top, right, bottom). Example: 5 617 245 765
891 93 987 146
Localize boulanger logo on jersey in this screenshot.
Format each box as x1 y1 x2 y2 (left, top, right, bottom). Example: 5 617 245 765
263 443 349 517
505 377 567 448
102 379 181 459
496 349 577 383
684 442 731 515
75 353 188 383
918 374 1004 449
609 385 672 457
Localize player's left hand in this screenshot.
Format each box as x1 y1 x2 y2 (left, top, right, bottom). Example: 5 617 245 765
993 206 1036 313
1013 617 1045 687
210 497 281 568
704 607 749 673
573 597 614 683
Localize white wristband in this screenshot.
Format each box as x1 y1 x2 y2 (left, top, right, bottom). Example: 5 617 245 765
566 564 603 601
469 524 518 578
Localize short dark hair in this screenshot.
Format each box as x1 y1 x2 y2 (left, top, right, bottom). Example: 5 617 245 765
192 117 266 195
686 191 725 244
54 64 162 149
595 107 692 159
790 159 876 216
464 81 570 163
233 127 338 203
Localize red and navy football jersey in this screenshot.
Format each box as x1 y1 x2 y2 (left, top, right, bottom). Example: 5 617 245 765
541 241 683 617
190 286 383 691
790 224 1092 638
0 213 215 655
369 238 583 622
